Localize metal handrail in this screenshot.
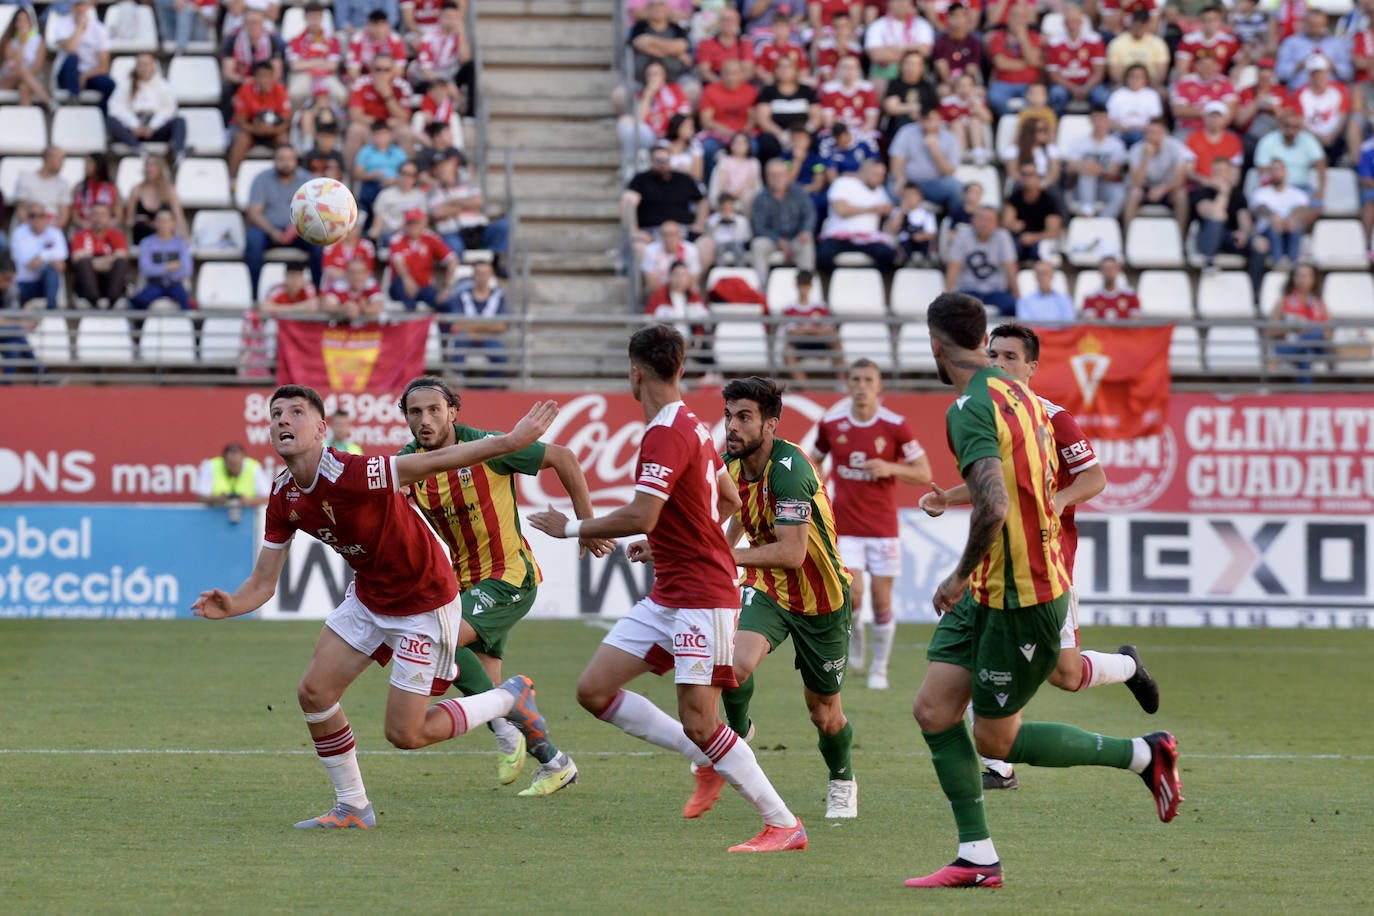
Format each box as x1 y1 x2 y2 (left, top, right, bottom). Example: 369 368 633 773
615 1 641 313
468 0 489 202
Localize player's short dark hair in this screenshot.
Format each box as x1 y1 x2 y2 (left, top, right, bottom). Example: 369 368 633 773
270 384 326 419
927 292 987 350
330 409 350 420
723 376 784 419
990 323 1041 362
848 357 880 373
628 324 685 381
398 375 461 413
222 442 245 457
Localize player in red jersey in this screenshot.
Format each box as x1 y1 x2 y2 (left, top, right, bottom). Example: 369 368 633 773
919 324 1161 790
193 384 564 829
529 325 806 853
811 359 931 690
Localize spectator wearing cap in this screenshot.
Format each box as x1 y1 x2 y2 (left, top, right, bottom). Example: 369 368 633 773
346 9 408 82
219 9 285 122
1255 107 1327 217
229 60 292 179
1276 10 1353 89
1124 119 1192 227
287 2 346 108
245 145 322 297
1015 260 1074 323
1107 9 1170 88
1046 5 1109 115
1081 255 1141 320
621 145 710 268
985 3 1043 118
11 204 67 310
1235 57 1291 157
750 157 817 280
1186 101 1244 188
106 53 188 162
345 51 414 166
428 150 511 265
1294 56 1354 164
51 0 116 112
353 120 408 222
131 207 193 311
388 209 458 310
1066 105 1128 218
370 161 426 243
889 108 964 212
1169 49 1237 137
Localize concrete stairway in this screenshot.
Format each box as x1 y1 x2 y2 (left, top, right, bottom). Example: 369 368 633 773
475 0 632 384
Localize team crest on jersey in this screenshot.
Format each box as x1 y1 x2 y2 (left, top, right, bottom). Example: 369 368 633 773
874 435 887 454
321 501 336 524
457 467 474 488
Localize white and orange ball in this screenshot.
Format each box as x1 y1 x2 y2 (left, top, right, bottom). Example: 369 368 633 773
290 177 359 246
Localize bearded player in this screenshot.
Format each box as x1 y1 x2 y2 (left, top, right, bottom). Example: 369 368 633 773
530 325 807 853
919 323 1160 791
812 358 930 689
194 385 563 828
398 376 615 796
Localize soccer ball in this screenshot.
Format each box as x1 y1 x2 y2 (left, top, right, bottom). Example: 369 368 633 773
290 177 359 247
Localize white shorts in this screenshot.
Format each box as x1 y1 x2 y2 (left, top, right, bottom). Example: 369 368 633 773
837 536 901 578
1059 586 1080 650
325 583 462 697
602 598 739 687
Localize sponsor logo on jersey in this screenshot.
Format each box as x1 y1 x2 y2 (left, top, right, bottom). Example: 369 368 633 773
778 455 793 470
995 692 1010 707
639 462 674 488
1019 643 1036 661
674 624 708 650
366 456 387 490
956 395 971 410
690 661 707 675
978 668 1013 686
775 498 812 523
821 657 847 674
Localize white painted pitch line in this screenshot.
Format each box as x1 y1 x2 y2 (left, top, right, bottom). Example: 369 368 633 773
0 748 1369 761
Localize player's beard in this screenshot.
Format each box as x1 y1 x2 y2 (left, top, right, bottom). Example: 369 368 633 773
935 357 952 386
725 434 762 460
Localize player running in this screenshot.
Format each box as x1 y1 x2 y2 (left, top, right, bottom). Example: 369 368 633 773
906 295 1181 889
811 359 930 689
194 385 565 829
685 376 857 820
529 325 807 853
919 324 1160 791
398 376 613 796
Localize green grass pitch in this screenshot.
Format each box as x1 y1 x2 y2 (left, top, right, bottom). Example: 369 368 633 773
1 619 1370 913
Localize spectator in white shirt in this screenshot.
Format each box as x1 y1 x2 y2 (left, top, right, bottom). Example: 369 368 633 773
1107 64 1164 148
52 0 116 111
641 219 702 291
1249 159 1311 269
11 204 69 310
818 158 896 272
106 53 188 160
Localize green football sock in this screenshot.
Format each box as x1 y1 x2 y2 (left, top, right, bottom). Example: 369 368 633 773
923 722 989 843
1005 721 1134 769
722 675 754 738
817 720 853 781
453 646 495 696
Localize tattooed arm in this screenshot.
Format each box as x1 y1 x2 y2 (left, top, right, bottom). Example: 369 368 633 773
932 456 1009 614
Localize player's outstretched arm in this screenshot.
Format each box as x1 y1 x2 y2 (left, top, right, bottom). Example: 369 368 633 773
919 481 970 516
395 399 559 489
529 490 666 541
541 443 617 558
193 544 288 620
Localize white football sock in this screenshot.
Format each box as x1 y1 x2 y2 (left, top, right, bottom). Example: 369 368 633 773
703 724 795 827
958 838 999 866
491 716 520 742
1080 649 1137 688
601 690 709 766
869 619 896 674
312 723 369 809
447 688 514 732
1129 737 1151 774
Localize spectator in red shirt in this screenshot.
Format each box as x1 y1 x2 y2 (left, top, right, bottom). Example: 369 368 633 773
931 3 984 87
287 2 345 107
819 55 880 136
323 224 378 285
1170 50 1238 136
69 202 129 308
346 52 414 165
1080 254 1141 319
1046 5 1108 114
755 15 809 86
779 269 843 382
229 61 292 179
620 60 692 173
323 256 387 323
261 263 320 317
219 9 283 122
410 2 472 113
696 5 755 86
346 9 408 82
813 10 863 83
1235 57 1290 154
986 3 1043 117
1186 101 1244 186
698 58 759 173
388 209 459 310
1294 56 1353 164
1268 262 1330 382
1175 5 1241 77
71 154 119 234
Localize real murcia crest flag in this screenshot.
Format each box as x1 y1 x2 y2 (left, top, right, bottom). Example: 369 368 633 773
1069 334 1112 409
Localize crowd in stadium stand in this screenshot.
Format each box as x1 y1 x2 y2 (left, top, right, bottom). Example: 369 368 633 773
0 0 510 372
616 0 1370 365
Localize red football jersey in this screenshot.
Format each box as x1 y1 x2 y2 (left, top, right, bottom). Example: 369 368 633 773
388 230 452 287
819 80 879 130
813 36 862 81
348 75 415 121
327 276 383 306
287 30 341 65
267 281 318 307
1043 397 1098 575
1175 29 1240 74
417 28 465 71
1170 74 1237 132
636 402 741 609
1355 31 1374 82
813 405 924 537
1082 287 1140 319
323 237 377 275
756 41 809 79
263 449 457 616
400 0 445 28
939 94 971 123
71 227 128 258
1045 34 1105 85
348 30 407 72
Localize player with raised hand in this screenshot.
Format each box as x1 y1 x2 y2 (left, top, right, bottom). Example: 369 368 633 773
194 385 563 829
529 326 807 853
918 323 1160 791
397 376 615 796
906 295 1180 889
693 376 858 820
811 359 931 690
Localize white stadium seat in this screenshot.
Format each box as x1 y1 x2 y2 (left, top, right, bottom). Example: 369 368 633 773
235 160 274 211
28 315 73 365
827 268 886 315
0 156 40 200
710 303 769 372
140 315 197 365
75 316 136 364
1136 270 1194 319
1126 217 1184 268
1322 272 1374 318
1309 220 1367 270
1072 269 1102 309
183 107 228 156
994 114 1019 156
1064 216 1123 267
192 210 247 260
168 56 222 106
896 322 938 372
104 1 159 53
114 155 145 199
109 55 138 87
839 319 894 368
1195 271 1256 319
199 315 248 363
257 263 287 301
175 157 232 209
1055 114 1091 152
0 107 47 155
889 268 943 316
1323 168 1360 218
426 320 443 368
1205 326 1264 373
1259 270 1289 316
280 7 335 42
765 266 798 313
196 262 254 309
1169 325 1205 373
51 107 108 155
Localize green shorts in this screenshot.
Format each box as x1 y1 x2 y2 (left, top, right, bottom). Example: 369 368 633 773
460 574 537 660
740 586 851 696
926 590 1068 719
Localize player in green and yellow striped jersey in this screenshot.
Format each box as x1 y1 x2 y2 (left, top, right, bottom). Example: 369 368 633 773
904 294 1182 890
685 377 860 822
